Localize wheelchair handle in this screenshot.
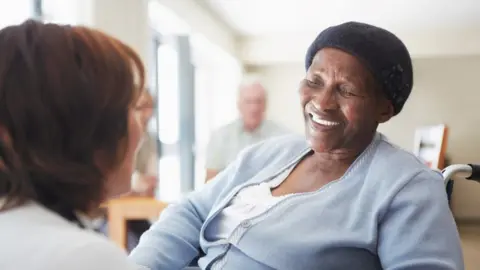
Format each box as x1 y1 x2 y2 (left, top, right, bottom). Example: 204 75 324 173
442 164 480 187
467 164 480 181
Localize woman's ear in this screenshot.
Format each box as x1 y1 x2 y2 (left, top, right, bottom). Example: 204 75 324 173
377 100 394 124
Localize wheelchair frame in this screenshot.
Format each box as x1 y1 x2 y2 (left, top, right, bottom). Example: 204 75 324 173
442 164 480 186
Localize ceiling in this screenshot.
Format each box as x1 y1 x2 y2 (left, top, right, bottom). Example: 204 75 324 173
202 0 480 36
200 0 480 64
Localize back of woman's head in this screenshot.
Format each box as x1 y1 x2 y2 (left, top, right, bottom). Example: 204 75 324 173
0 20 145 214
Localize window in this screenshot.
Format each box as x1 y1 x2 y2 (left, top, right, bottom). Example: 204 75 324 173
149 2 196 202
154 39 182 202
156 43 180 145
150 32 196 202
149 1 242 198
193 68 210 186
38 0 78 24
190 34 242 189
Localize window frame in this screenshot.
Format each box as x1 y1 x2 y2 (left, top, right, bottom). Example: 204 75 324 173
151 30 196 200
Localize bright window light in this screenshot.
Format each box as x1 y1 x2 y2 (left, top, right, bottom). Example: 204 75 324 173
0 0 34 29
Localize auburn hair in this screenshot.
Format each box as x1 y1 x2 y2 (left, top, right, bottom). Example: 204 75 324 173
0 20 145 215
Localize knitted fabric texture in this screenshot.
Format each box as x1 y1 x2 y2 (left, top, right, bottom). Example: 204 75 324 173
305 21 413 115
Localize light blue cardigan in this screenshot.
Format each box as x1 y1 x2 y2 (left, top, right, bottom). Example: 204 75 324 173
129 134 463 270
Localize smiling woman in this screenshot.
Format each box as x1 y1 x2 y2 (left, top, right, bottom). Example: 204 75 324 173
300 47 391 155
129 22 463 270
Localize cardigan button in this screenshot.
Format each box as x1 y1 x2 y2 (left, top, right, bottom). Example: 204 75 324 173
240 220 251 228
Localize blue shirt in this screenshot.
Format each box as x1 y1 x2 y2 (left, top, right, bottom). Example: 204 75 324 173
130 133 463 270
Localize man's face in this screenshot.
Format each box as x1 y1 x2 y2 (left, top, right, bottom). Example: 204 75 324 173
238 83 266 130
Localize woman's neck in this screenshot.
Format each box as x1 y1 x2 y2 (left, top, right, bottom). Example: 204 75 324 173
306 134 376 177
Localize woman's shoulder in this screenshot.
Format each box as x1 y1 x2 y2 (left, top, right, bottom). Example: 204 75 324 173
0 203 137 270
374 135 430 171
39 223 138 270
45 233 137 270
367 135 443 190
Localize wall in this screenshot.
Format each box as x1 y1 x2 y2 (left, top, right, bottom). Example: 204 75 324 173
156 0 237 58
43 0 152 66
91 0 150 66
249 56 480 221
52 0 238 75
240 30 480 65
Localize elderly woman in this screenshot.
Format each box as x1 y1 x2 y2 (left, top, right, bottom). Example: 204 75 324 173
0 20 147 269
130 22 463 270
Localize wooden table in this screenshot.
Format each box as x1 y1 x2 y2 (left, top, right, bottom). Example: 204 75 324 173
105 197 168 249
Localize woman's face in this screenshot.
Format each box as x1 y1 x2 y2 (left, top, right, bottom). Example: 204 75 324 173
104 92 149 198
136 91 154 131
299 48 393 154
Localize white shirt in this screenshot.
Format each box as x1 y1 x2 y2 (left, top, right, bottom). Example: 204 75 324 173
207 163 295 270
206 163 295 241
0 200 139 270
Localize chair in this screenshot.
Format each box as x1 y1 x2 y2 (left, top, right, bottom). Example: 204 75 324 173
105 197 168 249
442 164 480 186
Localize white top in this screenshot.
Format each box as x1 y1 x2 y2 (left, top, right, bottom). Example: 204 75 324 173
0 200 139 270
207 163 295 241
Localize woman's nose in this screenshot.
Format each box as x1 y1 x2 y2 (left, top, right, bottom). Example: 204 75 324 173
311 88 338 111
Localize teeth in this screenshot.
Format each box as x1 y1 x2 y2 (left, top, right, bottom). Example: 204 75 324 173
310 113 339 126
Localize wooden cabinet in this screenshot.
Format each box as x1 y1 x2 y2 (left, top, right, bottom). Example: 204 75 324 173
105 197 168 249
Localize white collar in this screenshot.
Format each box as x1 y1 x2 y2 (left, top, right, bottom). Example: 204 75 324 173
74 211 105 231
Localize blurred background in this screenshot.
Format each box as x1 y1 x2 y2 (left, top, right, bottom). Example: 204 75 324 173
7 0 480 218
5 0 480 264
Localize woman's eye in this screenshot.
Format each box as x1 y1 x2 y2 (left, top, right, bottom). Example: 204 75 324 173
135 101 154 111
338 85 357 97
306 79 322 88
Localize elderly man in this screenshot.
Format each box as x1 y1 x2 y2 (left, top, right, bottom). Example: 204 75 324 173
205 81 287 181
